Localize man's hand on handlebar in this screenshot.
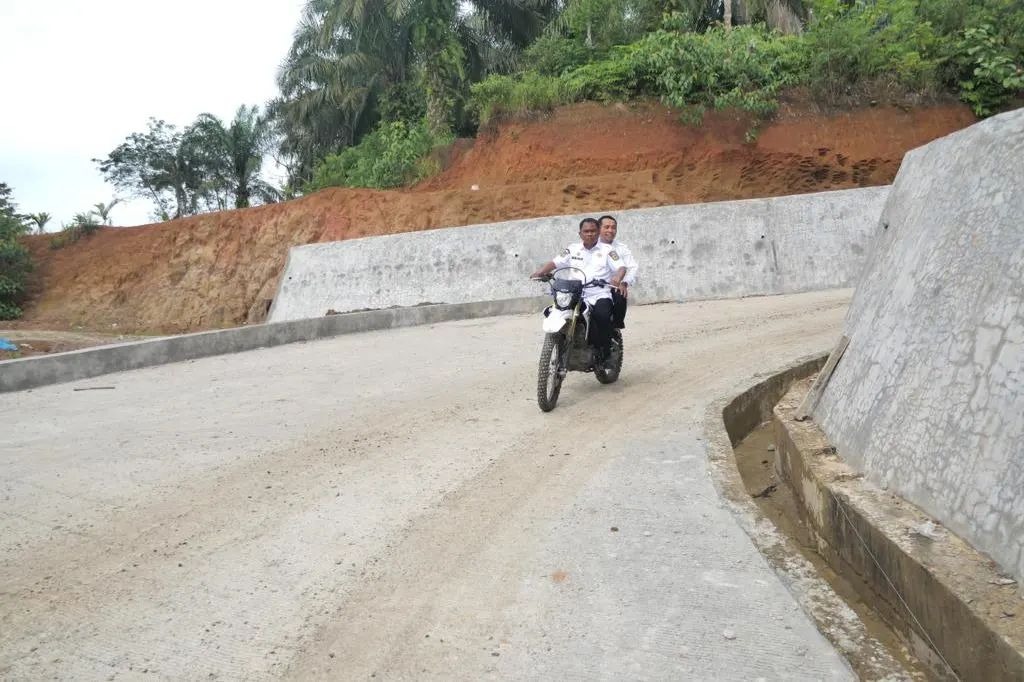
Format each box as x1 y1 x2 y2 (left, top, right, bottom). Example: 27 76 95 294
530 261 557 281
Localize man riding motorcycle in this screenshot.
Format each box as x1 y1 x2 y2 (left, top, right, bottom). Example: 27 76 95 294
530 218 626 367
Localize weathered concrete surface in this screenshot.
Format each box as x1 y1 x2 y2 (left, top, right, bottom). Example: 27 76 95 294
0 291 854 680
813 109 1024 581
268 187 888 322
778 379 1024 681
0 296 543 393
704 355 916 680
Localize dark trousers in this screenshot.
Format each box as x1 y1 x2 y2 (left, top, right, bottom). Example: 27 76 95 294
611 289 628 329
587 297 614 354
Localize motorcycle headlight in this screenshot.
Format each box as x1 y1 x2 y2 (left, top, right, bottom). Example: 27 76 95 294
554 291 574 309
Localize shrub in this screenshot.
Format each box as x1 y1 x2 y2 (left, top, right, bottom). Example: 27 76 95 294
0 186 32 320
523 34 593 76
802 0 941 102
470 73 571 125
306 120 451 191
954 24 1024 115
561 44 654 101
634 25 806 119
0 219 32 320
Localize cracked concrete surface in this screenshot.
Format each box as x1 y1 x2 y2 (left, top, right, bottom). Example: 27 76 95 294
2 292 854 680
815 108 1024 581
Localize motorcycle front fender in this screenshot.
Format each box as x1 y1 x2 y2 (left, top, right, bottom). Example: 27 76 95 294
542 308 570 333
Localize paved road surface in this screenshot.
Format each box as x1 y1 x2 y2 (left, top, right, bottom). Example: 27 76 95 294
1 291 854 680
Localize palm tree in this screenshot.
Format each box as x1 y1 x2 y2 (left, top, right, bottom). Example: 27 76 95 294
91 199 122 225
272 0 417 185
187 106 280 209
28 212 52 234
272 0 559 181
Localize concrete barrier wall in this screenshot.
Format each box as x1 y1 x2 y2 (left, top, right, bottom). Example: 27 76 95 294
0 297 543 393
814 109 1024 580
268 187 889 322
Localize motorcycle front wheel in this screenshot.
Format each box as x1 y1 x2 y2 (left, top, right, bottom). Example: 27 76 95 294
537 333 566 412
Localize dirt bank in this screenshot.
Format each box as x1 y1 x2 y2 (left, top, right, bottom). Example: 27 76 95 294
20 101 974 334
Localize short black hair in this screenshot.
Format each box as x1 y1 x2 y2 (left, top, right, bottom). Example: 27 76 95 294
597 215 617 226
578 217 599 230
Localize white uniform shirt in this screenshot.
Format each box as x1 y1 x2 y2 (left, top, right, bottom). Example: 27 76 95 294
606 239 638 285
551 241 624 303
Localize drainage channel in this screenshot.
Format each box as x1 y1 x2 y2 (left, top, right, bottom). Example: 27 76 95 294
735 423 932 680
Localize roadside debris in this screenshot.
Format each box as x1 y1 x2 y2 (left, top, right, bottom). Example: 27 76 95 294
989 576 1017 586
910 520 943 541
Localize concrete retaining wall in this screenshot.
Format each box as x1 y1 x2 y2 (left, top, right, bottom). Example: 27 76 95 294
814 109 1024 580
268 187 889 322
0 297 543 393
778 381 1024 681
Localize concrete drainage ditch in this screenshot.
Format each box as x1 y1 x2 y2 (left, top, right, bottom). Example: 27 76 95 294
704 357 1024 681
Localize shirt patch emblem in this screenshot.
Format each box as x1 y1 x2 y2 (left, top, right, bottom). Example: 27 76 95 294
609 251 620 261
561 248 570 256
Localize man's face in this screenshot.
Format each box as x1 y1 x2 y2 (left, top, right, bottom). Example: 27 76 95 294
579 222 599 248
599 219 617 243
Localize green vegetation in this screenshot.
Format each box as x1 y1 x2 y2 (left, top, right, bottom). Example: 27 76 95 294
468 0 1024 126
0 184 33 320
306 121 452 191
90 0 1023 216
47 210 109 250
95 106 278 221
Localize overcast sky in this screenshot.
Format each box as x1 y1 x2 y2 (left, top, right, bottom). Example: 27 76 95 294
0 0 307 229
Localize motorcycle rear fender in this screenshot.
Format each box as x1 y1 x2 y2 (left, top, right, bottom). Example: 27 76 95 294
542 306 571 333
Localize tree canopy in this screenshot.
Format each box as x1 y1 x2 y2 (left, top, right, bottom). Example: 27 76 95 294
90 0 1024 212
0 183 33 320
95 107 280 220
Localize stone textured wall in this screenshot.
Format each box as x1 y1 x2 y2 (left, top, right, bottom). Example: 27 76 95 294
268 187 887 322
814 109 1024 579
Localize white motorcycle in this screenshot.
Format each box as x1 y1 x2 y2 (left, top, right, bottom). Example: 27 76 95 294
533 267 623 412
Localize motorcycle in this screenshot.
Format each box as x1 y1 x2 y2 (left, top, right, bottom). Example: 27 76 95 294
533 267 624 412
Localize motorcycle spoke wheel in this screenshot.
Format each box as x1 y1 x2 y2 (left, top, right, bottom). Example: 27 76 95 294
537 333 564 412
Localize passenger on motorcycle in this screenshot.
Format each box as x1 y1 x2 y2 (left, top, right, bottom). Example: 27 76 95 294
598 215 638 329
530 218 626 366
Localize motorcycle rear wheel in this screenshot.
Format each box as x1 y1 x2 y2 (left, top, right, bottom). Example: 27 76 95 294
595 331 623 384
537 333 565 412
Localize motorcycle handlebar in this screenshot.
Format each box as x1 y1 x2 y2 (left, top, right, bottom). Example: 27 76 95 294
529 275 610 287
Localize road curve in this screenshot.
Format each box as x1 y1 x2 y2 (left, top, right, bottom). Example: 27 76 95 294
1 291 853 680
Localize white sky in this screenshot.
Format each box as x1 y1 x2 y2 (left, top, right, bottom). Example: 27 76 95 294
0 0 307 230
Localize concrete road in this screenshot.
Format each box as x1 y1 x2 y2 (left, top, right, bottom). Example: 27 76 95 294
1 291 854 680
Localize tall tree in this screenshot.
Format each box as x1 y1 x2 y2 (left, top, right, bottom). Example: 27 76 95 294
272 0 559 185
96 112 279 219
188 106 280 209
271 0 409 188
95 119 208 220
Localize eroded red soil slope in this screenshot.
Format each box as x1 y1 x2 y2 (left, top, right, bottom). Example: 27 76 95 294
21 101 975 333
